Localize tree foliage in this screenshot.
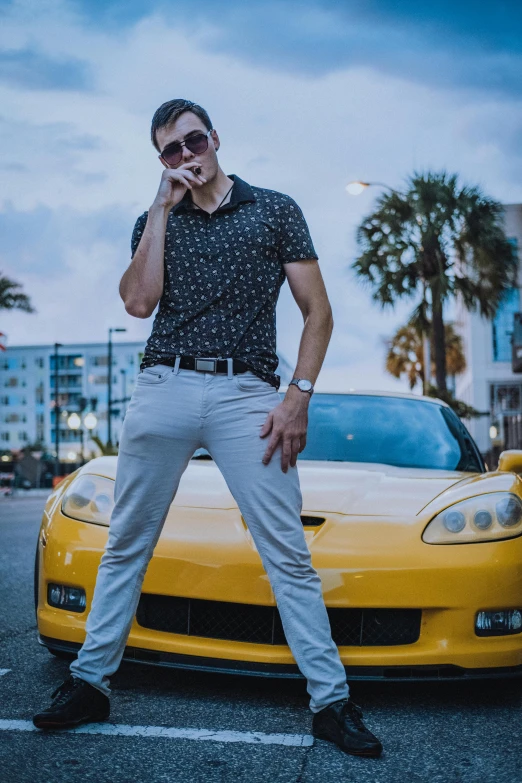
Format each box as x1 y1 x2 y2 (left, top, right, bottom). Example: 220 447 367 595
352 172 517 391
0 273 35 313
386 321 466 390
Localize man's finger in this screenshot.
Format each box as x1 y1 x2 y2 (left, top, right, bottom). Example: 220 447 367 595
281 439 293 473
290 438 301 468
262 431 281 464
260 412 274 439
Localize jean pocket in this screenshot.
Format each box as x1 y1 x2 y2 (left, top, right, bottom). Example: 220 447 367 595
137 366 171 385
234 371 271 392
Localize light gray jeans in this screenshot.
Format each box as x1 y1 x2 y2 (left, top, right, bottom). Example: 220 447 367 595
70 363 349 712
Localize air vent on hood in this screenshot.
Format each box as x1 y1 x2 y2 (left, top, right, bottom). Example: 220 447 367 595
300 515 325 527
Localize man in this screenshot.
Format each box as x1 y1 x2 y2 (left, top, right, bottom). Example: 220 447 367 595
33 99 382 758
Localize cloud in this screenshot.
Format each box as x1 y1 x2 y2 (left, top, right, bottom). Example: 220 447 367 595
0 203 133 277
67 0 522 97
0 2 521 392
0 203 148 348
0 48 92 91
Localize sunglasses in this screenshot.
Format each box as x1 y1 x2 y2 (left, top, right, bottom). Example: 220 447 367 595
160 130 213 167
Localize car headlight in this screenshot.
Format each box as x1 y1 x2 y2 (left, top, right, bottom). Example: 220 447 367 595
61 474 115 526
422 492 522 544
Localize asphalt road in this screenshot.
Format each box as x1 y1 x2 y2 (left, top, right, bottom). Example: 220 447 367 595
1 495 521 783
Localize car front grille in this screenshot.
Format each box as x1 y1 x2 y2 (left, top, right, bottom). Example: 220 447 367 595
136 595 421 647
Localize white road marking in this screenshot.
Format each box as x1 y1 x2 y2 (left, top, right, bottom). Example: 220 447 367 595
0 720 314 747
0 670 11 677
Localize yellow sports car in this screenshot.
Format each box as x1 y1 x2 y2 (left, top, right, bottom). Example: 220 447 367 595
35 391 522 680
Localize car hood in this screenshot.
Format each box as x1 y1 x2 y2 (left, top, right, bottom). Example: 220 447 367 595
84 457 475 517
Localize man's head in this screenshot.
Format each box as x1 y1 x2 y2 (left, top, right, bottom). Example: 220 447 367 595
151 99 220 181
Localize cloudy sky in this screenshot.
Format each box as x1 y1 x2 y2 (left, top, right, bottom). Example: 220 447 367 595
1 0 521 391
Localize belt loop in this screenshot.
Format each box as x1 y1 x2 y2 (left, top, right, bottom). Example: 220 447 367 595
173 355 181 375
227 358 233 380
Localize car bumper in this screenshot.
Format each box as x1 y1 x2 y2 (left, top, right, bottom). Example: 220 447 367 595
37 513 522 677
39 635 522 681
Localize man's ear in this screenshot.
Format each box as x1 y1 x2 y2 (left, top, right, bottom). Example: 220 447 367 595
211 129 220 152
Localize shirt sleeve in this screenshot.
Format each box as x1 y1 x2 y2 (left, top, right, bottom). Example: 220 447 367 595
277 196 318 264
130 212 148 257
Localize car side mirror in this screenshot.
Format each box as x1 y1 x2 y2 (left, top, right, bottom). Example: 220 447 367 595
498 450 522 473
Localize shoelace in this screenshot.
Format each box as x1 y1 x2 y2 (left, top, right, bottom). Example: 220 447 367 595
51 677 81 705
341 700 366 732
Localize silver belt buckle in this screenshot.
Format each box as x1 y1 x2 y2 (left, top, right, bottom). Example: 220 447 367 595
195 357 217 373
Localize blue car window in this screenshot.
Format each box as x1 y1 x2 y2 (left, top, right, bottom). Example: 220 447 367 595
299 395 483 472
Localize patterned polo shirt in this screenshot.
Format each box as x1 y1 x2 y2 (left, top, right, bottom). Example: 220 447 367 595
133 175 318 389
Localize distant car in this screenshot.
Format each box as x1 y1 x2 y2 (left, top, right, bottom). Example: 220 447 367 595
35 391 522 680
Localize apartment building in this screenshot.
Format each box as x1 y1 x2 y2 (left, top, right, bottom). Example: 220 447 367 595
0 341 143 460
0 343 294 461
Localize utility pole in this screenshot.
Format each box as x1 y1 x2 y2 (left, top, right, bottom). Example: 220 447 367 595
120 368 127 420
107 328 126 448
53 342 62 477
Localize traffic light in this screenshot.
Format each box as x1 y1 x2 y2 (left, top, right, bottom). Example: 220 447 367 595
512 313 522 373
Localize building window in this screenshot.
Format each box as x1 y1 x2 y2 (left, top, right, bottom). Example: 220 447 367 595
35 382 45 404
490 383 522 415
0 359 8 370
5 377 18 387
0 396 8 405
18 431 28 442
0 432 10 442
35 357 45 368
91 356 109 366
36 412 45 441
50 354 83 371
493 287 520 362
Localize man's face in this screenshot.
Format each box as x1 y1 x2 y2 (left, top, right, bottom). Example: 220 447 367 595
156 111 220 182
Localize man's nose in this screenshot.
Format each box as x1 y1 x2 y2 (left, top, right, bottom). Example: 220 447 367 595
182 144 194 161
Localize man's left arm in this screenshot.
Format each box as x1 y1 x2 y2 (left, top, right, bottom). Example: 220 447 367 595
260 260 333 472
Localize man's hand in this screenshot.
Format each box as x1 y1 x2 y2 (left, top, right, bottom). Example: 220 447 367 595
152 162 207 210
260 386 310 472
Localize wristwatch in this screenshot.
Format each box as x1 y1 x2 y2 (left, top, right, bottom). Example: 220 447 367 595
289 378 314 396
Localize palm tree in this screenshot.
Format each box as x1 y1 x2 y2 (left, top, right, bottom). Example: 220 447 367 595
0 273 34 314
352 172 517 392
386 321 466 390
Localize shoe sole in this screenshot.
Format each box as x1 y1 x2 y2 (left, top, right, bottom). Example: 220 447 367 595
312 731 382 758
33 711 110 731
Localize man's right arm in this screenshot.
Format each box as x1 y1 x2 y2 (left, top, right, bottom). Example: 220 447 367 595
119 206 170 319
119 163 206 318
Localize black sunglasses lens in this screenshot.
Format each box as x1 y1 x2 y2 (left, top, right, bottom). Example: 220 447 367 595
162 145 182 165
185 133 209 154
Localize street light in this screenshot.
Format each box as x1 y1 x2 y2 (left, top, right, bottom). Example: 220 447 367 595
84 412 98 432
67 411 83 464
53 342 63 477
107 328 126 448
345 180 398 195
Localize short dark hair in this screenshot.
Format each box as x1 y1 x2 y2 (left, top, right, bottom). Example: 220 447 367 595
150 99 213 151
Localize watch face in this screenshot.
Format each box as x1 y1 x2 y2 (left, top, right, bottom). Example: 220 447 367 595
297 379 313 392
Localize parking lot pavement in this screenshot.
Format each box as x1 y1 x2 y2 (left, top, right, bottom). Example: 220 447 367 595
1 495 522 783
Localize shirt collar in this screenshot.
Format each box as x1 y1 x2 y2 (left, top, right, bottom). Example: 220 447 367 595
173 174 256 215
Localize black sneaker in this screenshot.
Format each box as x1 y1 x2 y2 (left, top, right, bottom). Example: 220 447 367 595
33 676 110 730
312 698 383 757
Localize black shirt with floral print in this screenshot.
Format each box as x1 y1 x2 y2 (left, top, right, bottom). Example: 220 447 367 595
133 175 318 389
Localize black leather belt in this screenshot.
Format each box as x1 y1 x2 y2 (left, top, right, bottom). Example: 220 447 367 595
149 355 249 374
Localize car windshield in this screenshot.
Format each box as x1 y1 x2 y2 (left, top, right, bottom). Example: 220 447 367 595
299 394 483 471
